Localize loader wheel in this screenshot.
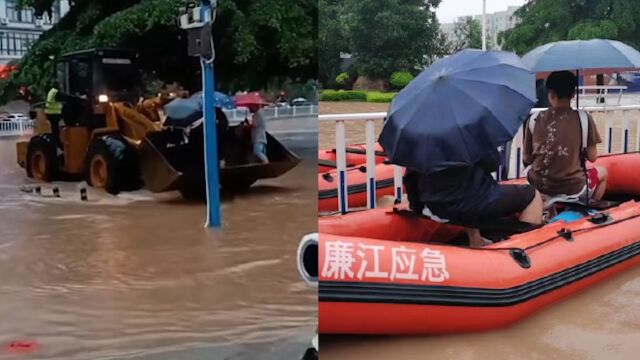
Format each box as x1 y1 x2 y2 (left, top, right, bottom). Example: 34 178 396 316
89 155 109 188
85 136 140 195
26 134 59 181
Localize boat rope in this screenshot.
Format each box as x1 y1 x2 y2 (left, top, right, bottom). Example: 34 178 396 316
523 212 640 251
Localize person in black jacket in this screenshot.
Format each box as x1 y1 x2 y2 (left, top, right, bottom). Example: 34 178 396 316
405 150 542 247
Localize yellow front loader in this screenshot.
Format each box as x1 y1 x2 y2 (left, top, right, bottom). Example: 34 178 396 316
17 48 300 196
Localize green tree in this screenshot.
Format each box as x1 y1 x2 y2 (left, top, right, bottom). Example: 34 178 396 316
4 0 317 102
428 30 451 63
448 17 485 52
349 0 442 79
319 0 350 86
502 0 640 55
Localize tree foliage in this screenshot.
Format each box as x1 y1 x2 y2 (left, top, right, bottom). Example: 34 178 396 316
448 17 485 52
319 0 443 85
335 72 349 88
350 0 441 79
502 0 640 55
4 0 317 102
319 0 350 86
389 71 413 90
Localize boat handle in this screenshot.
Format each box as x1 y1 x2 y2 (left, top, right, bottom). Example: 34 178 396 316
589 212 611 224
509 249 531 269
557 228 574 242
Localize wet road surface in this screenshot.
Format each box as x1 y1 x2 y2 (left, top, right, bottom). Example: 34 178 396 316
0 116 317 360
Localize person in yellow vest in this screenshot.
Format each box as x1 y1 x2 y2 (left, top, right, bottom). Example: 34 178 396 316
45 86 64 147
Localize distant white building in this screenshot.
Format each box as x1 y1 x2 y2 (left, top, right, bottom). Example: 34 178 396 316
0 0 70 66
440 5 520 50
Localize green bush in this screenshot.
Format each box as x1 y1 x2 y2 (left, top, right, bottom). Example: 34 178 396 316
335 72 349 88
320 90 396 103
320 89 368 101
366 92 396 103
389 71 414 90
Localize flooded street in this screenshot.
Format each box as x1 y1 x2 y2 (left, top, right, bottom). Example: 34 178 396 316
0 116 317 359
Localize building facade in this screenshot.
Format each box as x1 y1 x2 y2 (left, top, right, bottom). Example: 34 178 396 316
440 5 520 51
0 0 70 66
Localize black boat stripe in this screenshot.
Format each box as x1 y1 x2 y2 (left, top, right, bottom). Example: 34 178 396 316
332 147 387 157
318 159 355 169
319 178 395 200
319 240 640 306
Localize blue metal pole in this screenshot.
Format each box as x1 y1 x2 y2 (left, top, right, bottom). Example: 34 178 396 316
201 0 221 228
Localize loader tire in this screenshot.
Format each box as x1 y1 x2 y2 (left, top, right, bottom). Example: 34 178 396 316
85 136 140 195
26 134 59 182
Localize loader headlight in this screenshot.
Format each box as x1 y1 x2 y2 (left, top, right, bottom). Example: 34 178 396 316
98 94 109 103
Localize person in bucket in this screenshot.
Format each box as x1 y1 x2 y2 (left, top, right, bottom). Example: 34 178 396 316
523 71 609 207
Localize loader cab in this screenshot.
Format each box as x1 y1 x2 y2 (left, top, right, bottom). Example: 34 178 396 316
56 48 142 108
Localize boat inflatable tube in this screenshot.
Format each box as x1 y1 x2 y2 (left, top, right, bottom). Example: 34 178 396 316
297 233 318 287
318 144 386 173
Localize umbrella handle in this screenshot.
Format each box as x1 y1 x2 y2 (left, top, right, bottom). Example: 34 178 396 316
576 69 580 108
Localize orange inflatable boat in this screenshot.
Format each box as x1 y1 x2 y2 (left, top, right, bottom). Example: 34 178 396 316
318 143 386 173
302 153 640 334
318 162 398 213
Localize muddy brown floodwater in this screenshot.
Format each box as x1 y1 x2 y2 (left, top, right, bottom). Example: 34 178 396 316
319 102 640 359
0 116 317 360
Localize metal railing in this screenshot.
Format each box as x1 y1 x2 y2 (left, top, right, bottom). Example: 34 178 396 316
320 103 640 214
0 105 319 137
0 120 33 136
577 85 627 105
223 105 318 123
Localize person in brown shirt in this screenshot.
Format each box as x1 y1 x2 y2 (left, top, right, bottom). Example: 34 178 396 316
524 71 608 204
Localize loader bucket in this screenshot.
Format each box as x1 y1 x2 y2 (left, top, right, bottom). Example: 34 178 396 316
137 129 188 192
221 132 300 179
138 125 301 194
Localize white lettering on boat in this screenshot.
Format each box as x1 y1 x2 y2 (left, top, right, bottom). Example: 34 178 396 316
390 246 419 280
321 240 356 280
356 244 388 279
322 240 450 283
420 248 450 282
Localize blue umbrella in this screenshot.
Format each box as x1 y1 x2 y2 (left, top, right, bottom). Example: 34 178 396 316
191 91 236 110
522 39 640 106
379 49 536 173
522 39 640 73
214 91 236 109
163 95 202 120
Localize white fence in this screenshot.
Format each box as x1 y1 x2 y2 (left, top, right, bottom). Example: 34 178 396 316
577 85 627 105
0 120 33 136
223 105 318 123
320 104 640 214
